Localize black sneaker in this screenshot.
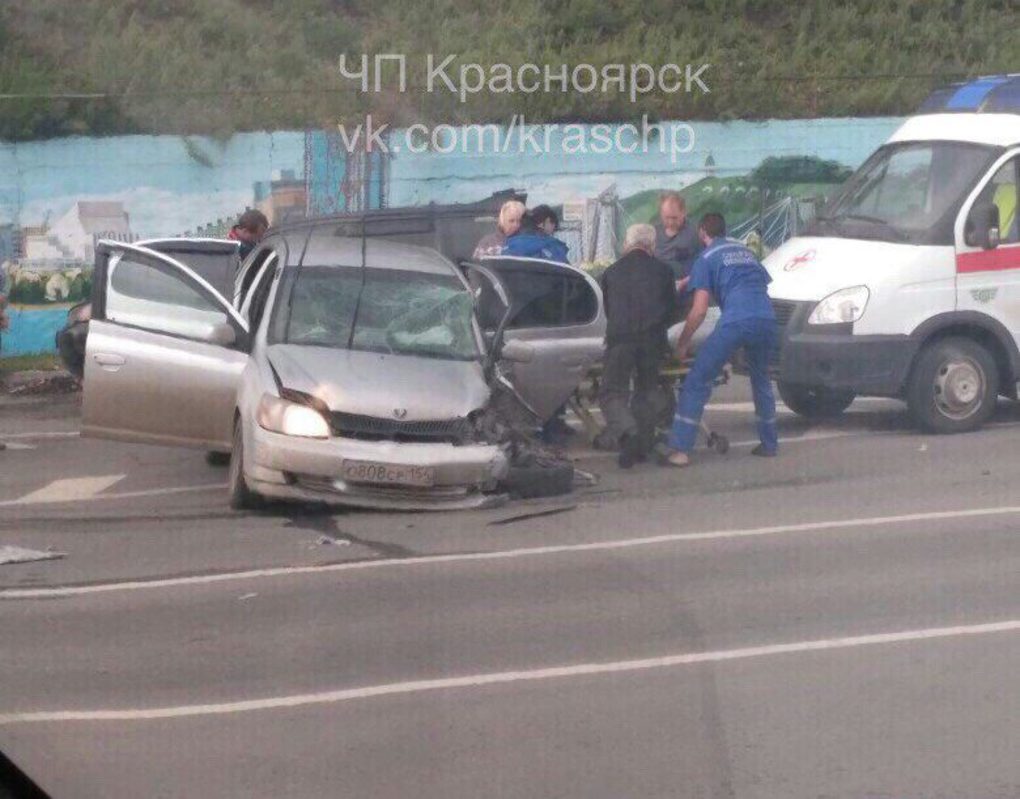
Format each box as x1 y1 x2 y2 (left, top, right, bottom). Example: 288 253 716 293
751 444 777 457
617 433 638 469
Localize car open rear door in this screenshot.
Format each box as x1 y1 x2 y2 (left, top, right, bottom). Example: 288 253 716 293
82 241 250 450
466 256 606 419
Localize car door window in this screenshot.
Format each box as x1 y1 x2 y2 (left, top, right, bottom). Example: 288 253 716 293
563 273 599 325
496 268 598 329
107 254 230 341
976 157 1019 244
499 269 564 329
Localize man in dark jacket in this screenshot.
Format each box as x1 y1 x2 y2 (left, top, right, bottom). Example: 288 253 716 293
654 192 702 281
227 209 269 261
599 223 683 467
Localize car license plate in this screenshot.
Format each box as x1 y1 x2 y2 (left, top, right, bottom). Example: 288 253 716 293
341 460 436 487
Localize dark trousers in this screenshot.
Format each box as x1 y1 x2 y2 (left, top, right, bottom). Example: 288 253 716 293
599 332 666 452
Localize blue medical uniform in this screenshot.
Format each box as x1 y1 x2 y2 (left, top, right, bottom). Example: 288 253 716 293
670 238 779 454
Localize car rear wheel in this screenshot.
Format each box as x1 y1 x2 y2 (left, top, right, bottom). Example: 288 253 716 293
228 418 262 510
777 382 856 418
907 337 998 434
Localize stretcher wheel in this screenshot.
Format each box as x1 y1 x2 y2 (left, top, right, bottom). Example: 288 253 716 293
707 432 729 454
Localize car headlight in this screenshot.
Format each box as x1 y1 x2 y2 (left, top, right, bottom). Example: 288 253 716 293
256 393 330 438
808 286 870 325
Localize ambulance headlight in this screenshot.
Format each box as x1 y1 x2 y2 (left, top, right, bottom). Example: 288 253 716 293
808 286 870 326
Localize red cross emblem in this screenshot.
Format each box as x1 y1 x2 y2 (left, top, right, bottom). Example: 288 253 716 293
784 249 816 272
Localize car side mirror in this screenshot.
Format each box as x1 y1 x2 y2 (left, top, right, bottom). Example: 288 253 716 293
207 321 237 347
966 202 1001 250
499 338 535 363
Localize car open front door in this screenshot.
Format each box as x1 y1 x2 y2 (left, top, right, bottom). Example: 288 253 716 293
83 241 250 450
467 257 606 420
139 238 241 299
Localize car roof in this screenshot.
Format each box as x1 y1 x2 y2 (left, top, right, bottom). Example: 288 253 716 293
286 227 462 277
477 255 588 276
917 74 1020 115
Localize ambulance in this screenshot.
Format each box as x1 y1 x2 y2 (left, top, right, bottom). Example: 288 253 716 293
765 75 1020 433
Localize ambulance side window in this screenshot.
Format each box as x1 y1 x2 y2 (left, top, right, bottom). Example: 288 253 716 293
978 158 1019 244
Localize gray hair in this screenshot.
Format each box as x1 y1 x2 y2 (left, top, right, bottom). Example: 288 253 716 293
623 223 656 253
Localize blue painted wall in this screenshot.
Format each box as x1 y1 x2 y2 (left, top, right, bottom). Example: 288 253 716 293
1 117 904 356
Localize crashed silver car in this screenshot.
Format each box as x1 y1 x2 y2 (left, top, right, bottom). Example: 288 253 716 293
81 227 605 510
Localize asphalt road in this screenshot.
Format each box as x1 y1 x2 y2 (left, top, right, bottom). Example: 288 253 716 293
2 383 1020 798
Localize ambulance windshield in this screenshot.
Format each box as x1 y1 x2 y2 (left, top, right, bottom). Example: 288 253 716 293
817 141 997 244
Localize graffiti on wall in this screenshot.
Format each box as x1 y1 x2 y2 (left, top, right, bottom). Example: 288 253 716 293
0 117 902 355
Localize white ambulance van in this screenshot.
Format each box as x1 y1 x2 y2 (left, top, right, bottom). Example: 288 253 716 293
765 75 1020 433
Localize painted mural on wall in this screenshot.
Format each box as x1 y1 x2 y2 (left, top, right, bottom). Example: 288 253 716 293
0 117 902 356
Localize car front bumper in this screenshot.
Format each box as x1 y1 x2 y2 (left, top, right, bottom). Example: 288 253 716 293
778 331 917 396
246 425 511 511
732 300 918 397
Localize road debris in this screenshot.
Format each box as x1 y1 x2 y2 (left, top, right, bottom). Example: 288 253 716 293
489 505 577 526
317 535 351 547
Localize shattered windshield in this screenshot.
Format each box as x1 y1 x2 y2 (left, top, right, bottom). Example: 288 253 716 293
815 141 997 243
276 266 480 361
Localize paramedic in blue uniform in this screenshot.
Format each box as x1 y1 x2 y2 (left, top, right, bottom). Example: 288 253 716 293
663 213 778 467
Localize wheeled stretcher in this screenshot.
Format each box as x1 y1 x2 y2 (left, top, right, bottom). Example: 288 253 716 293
568 356 732 455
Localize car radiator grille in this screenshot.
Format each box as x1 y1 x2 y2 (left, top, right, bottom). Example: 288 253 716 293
329 412 472 444
771 299 798 331
769 299 800 367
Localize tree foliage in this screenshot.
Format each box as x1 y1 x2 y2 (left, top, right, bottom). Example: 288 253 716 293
0 0 1017 140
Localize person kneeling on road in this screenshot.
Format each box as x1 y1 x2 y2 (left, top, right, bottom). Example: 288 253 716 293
599 223 682 468
662 213 778 467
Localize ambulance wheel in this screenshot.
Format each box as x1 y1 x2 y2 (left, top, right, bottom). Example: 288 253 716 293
228 417 263 511
907 337 998 434
777 382 855 418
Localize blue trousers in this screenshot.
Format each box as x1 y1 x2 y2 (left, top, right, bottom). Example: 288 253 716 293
670 317 778 453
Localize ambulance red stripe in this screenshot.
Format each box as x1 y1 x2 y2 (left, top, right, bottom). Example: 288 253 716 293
956 246 1020 273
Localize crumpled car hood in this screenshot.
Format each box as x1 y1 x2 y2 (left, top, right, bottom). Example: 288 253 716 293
266 344 491 420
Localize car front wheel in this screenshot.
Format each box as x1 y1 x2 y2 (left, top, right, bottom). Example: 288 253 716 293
228 417 262 510
907 337 998 434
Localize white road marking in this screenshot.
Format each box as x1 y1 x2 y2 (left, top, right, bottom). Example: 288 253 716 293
0 482 226 509
2 442 36 451
706 397 892 414
730 430 860 448
571 428 864 460
10 475 125 506
0 431 79 440
6 503 1020 600
3 617 1018 725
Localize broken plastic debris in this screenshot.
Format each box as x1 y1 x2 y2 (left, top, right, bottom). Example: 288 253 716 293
317 535 351 547
0 545 67 566
238 592 259 601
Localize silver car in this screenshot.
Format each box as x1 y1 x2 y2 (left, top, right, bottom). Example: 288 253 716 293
81 228 605 510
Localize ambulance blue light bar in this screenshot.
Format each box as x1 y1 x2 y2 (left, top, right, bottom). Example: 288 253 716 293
918 74 1020 114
